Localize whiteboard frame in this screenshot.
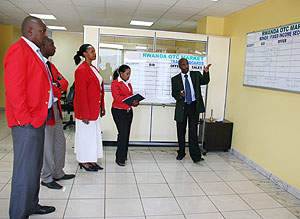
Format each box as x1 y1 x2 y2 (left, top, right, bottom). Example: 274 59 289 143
243 21 300 94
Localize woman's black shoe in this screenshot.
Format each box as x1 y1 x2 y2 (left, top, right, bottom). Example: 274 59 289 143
79 163 98 171
116 162 125 166
89 163 103 170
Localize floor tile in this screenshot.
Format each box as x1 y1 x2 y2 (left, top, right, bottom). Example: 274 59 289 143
240 170 269 181
147 215 185 219
240 193 283 209
135 172 166 184
142 197 182 216
287 206 300 218
185 212 225 219
106 217 143 219
215 170 248 181
182 162 211 172
106 198 144 217
106 184 139 198
64 199 104 217
209 194 251 212
168 183 205 197
206 163 236 171
222 210 262 219
0 161 13 172
131 162 160 173
257 207 298 219
199 182 235 195
252 179 284 193
39 185 72 199
0 172 11 184
269 192 300 207
0 199 9 219
70 184 104 199
138 183 173 198
157 162 186 172
176 196 218 214
105 162 134 172
162 171 195 183
190 171 222 182
73 172 105 185
0 184 10 198
106 172 136 184
227 180 264 194
0 111 298 219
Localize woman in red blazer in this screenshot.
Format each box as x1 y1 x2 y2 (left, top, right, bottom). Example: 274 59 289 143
111 65 139 166
73 44 105 171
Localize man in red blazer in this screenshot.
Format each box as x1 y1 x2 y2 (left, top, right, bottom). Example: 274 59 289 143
4 16 55 218
40 37 75 190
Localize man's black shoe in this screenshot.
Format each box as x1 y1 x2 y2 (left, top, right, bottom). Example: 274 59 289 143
41 180 63 189
30 205 55 215
53 174 75 181
176 154 186 160
193 157 205 163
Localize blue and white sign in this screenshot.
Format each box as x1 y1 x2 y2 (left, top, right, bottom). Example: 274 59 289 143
125 51 207 104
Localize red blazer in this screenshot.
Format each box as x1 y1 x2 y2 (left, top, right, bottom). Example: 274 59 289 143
74 61 105 120
46 62 69 126
4 38 53 128
111 78 133 110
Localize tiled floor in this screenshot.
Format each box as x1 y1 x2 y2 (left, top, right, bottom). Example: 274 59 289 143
0 111 300 219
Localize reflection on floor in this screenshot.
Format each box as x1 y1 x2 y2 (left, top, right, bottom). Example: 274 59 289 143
0 111 299 219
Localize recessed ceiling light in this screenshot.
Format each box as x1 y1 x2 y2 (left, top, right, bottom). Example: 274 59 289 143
47 26 67 30
30 14 56 20
99 43 123 49
210 0 218 1
130 20 153 27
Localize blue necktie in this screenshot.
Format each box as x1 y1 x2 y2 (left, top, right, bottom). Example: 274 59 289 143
184 74 192 104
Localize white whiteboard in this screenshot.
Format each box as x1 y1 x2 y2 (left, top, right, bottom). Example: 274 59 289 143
124 51 207 104
244 21 300 92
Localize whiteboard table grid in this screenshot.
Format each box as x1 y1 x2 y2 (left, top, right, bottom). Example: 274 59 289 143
124 51 207 103
244 21 300 92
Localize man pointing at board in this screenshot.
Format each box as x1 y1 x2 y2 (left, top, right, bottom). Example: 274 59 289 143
171 58 211 163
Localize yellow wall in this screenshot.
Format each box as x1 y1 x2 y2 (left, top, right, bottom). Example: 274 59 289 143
223 0 300 190
197 16 224 36
0 25 21 108
51 31 83 85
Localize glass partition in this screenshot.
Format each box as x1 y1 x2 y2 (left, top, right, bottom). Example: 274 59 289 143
98 30 207 84
99 35 154 83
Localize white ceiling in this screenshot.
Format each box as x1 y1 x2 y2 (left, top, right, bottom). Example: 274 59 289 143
0 0 265 33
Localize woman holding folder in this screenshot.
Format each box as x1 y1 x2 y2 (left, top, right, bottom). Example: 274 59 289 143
111 65 139 166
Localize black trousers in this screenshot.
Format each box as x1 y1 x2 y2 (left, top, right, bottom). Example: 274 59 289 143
176 101 202 162
111 108 133 163
10 123 45 219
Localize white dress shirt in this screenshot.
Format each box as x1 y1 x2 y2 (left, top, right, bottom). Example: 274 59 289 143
90 66 103 86
118 76 131 92
22 36 54 109
181 71 196 102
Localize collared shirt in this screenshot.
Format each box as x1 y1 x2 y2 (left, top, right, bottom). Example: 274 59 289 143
90 66 103 86
43 57 58 102
118 76 131 92
21 36 44 62
22 36 53 109
181 71 196 102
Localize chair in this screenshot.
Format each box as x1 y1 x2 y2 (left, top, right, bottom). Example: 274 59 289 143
61 82 75 130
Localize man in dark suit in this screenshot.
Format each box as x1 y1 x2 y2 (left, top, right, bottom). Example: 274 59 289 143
4 16 55 218
171 58 211 163
40 37 75 190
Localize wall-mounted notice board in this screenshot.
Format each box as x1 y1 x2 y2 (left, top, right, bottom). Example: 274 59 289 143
124 51 207 104
244 21 300 93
